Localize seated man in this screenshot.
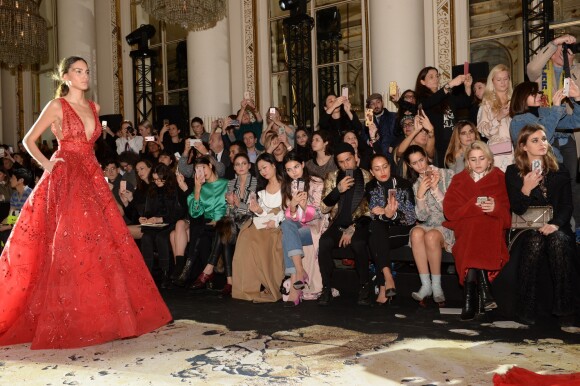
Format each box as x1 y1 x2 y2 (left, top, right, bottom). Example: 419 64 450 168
317 143 373 306
102 159 135 222
0 168 34 247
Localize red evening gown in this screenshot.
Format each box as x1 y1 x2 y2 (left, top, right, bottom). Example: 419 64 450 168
0 98 172 349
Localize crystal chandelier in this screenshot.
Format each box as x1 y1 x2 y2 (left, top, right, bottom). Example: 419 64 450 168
141 0 227 31
0 0 48 67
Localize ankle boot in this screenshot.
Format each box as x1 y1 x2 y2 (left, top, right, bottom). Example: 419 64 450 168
477 269 497 311
318 287 332 306
171 256 186 281
461 281 477 321
357 282 372 306
173 258 194 287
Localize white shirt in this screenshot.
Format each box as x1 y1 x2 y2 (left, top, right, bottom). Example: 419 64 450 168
116 136 143 154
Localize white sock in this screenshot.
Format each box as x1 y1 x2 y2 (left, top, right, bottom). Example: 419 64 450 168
431 274 443 295
416 273 432 297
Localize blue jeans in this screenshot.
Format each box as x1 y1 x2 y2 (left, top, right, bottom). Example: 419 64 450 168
280 219 313 275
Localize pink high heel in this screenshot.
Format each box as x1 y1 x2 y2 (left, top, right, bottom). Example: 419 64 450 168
284 290 303 307
293 273 309 290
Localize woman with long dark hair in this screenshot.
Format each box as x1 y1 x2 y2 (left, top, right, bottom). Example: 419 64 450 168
280 152 325 305
232 153 286 302
305 130 337 180
415 66 473 166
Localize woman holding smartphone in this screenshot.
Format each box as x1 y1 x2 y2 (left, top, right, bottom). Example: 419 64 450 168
443 141 511 320
504 125 575 327
280 152 325 306
366 154 416 303
232 153 286 302
187 153 257 297
403 145 455 306
173 156 228 289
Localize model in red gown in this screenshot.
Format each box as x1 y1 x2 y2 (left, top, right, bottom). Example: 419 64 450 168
0 67 172 349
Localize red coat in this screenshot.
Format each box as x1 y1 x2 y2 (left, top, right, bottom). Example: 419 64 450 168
443 168 511 284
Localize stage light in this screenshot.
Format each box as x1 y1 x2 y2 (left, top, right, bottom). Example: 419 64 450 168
126 24 156 50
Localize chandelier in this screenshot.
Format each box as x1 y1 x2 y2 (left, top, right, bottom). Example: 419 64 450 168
140 0 227 32
0 0 48 67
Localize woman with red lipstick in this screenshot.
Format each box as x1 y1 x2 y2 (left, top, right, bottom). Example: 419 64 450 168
366 154 416 304
443 141 511 320
504 125 576 328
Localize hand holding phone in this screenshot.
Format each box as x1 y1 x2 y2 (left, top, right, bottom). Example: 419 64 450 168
120 180 127 192
102 120 107 129
145 136 155 142
297 180 305 192
244 91 251 100
563 78 571 97
341 87 349 99
464 61 469 76
476 196 487 206
531 159 542 173
195 165 206 184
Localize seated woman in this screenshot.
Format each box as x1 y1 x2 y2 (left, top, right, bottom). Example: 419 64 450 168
505 124 576 327
189 153 257 297
443 141 511 320
293 128 312 162
280 152 325 306
342 130 373 171
305 130 337 180
403 145 455 306
444 120 481 174
174 156 228 289
232 153 285 302
393 113 435 179
120 159 153 239
366 154 416 304
138 163 185 287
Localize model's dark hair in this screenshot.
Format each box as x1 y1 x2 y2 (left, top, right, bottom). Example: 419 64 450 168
149 162 177 196
256 152 282 189
281 152 311 210
402 145 430 183
53 56 87 98
510 81 539 117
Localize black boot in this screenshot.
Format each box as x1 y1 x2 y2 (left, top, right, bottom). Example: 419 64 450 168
461 281 477 321
477 269 497 311
318 287 332 306
160 271 173 289
171 256 186 281
173 258 194 287
357 282 372 306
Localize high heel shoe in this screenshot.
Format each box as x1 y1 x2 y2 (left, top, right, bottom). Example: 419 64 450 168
189 272 214 290
284 290 303 307
432 287 446 308
293 273 309 290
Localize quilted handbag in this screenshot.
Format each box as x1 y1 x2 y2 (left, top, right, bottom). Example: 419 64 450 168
489 140 512 155
511 206 553 229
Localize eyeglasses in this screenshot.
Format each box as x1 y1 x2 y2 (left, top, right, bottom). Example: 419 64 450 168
403 122 414 128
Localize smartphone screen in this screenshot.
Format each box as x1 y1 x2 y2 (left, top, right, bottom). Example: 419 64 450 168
341 87 349 98
476 196 487 205
120 180 127 192
249 191 257 206
244 91 251 100
532 159 542 173
163 119 169 126
425 169 433 178
464 61 469 76
417 103 424 116
389 81 397 96
297 180 305 192
195 165 206 183
388 189 397 201
145 136 155 142
365 108 374 127
269 107 276 116
101 120 107 128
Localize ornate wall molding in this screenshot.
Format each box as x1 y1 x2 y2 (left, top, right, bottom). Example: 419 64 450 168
112 0 122 114
434 0 454 83
242 0 258 102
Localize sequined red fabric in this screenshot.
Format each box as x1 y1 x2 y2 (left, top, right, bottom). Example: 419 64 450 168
0 98 172 349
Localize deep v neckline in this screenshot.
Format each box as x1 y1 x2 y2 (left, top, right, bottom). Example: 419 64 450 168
62 98 96 142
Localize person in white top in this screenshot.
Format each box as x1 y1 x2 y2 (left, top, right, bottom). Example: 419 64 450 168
115 120 143 154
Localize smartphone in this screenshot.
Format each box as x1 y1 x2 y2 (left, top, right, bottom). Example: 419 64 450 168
174 151 181 160
532 159 542 173
365 108 374 127
269 107 276 116
145 136 155 142
476 196 487 205
345 169 354 178
0 148 4 157
563 78 571 97
389 81 397 96
8 146 13 153
104 176 109 183
248 191 257 206
278 126 285 135
464 61 469 76
417 103 424 116
244 91 251 100
195 165 206 183
163 119 169 126
388 189 397 201
341 87 349 99
120 180 127 192
101 120 107 128
230 119 240 127
297 179 305 192
425 169 433 178
190 138 202 146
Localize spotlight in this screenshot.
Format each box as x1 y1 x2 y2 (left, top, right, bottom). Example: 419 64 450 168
279 0 309 15
126 24 156 50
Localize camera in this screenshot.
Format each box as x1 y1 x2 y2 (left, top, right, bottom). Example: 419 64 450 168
127 126 135 135
563 42 580 54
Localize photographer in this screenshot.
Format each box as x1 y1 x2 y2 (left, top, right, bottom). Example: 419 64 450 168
527 34 580 228
115 119 143 155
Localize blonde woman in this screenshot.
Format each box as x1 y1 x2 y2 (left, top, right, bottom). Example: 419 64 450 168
444 120 481 174
477 64 514 171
